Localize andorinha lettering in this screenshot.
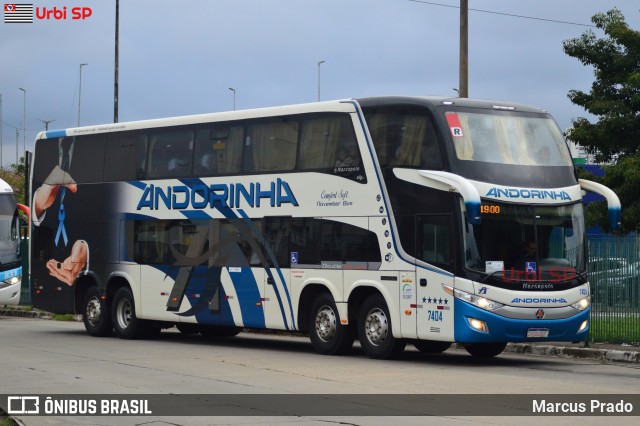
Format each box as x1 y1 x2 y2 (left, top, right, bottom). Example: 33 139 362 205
511 297 567 304
137 179 298 210
486 187 572 201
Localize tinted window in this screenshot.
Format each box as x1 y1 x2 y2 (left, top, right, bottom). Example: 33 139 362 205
244 120 298 172
194 126 243 176
147 130 194 178
364 108 443 169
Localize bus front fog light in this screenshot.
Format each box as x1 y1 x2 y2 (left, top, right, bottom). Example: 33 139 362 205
578 320 588 333
467 317 489 333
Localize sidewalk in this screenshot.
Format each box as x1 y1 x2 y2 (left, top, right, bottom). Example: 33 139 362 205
2 305 639 364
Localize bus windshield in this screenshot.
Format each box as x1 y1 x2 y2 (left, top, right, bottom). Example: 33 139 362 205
0 193 19 265
463 202 586 282
445 110 573 166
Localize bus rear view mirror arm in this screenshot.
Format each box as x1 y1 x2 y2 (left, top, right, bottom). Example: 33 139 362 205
579 179 621 230
416 170 481 225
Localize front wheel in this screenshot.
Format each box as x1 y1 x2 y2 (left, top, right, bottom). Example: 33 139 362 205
357 294 406 359
463 342 507 358
308 293 355 355
82 286 112 337
111 287 153 339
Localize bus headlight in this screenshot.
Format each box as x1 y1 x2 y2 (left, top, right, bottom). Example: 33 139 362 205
447 286 504 312
0 276 20 289
571 297 590 311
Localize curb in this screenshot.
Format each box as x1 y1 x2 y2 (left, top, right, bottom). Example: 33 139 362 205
504 342 640 364
2 308 638 364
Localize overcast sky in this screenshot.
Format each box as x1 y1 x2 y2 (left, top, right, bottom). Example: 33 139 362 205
1 0 638 167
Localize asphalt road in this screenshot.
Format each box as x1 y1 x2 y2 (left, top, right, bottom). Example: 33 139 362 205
1 316 639 425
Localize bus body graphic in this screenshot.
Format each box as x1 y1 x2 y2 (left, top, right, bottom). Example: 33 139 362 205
29 96 618 359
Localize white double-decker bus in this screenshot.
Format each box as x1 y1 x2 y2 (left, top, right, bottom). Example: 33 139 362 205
30 96 620 358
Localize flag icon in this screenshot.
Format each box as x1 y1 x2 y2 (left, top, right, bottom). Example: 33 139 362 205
4 3 33 23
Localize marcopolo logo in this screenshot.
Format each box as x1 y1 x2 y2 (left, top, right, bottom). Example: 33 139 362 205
3 3 93 23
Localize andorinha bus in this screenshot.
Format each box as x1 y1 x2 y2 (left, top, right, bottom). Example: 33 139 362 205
29 96 621 359
0 178 24 305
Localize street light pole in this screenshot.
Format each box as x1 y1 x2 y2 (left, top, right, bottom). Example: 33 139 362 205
0 93 3 169
18 87 26 160
228 88 236 111
114 0 119 123
317 60 325 102
78 63 88 127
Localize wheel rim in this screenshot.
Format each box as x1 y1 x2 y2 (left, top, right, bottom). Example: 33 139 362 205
85 296 101 326
364 308 388 346
315 305 337 342
116 298 132 330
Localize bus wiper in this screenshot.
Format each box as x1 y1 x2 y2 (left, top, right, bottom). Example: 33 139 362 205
481 270 504 283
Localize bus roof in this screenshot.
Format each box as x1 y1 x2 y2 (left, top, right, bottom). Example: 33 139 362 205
36 96 548 141
0 178 14 194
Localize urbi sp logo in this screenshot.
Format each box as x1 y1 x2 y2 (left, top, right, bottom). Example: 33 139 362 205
4 3 93 23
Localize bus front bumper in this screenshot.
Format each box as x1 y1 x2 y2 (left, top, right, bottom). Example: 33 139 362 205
453 299 589 344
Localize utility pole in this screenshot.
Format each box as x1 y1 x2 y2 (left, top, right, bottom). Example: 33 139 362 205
15 129 19 165
39 119 55 131
19 87 26 159
459 0 468 98
114 0 119 123
0 93 3 169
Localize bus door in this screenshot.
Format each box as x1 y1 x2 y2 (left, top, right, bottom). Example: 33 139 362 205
261 217 293 330
415 214 455 342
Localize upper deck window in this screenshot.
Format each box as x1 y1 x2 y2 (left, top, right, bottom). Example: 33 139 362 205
446 111 572 166
364 109 443 169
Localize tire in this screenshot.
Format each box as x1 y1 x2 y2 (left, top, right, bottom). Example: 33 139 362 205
82 286 112 337
308 293 355 356
111 287 151 339
200 325 242 338
413 340 451 354
463 342 507 358
357 294 406 359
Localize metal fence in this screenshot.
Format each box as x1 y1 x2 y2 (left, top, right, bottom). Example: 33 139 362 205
588 234 640 345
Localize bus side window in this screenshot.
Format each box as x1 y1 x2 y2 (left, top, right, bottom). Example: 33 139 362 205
246 120 298 172
195 126 243 176
147 130 194 178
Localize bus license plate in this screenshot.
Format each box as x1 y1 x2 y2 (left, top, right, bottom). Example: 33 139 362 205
527 328 549 338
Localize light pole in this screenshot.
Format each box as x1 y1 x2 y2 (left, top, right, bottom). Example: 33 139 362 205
78 63 88 127
114 0 119 123
228 87 236 110
459 0 468 98
317 60 325 102
18 87 26 160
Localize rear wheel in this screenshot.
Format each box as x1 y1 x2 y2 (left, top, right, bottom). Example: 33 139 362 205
357 294 406 359
413 340 451 354
111 287 154 339
309 293 355 355
463 342 506 358
82 286 112 337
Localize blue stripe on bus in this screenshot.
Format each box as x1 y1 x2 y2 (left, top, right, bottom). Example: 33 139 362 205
228 267 266 328
45 129 67 139
238 209 294 330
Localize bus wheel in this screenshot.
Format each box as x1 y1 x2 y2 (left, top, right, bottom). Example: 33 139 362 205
309 293 355 356
463 342 506 358
82 286 112 337
413 340 451 354
357 294 406 359
111 287 148 339
200 325 242 338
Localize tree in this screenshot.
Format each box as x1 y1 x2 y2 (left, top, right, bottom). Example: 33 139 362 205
563 8 640 232
0 157 27 205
